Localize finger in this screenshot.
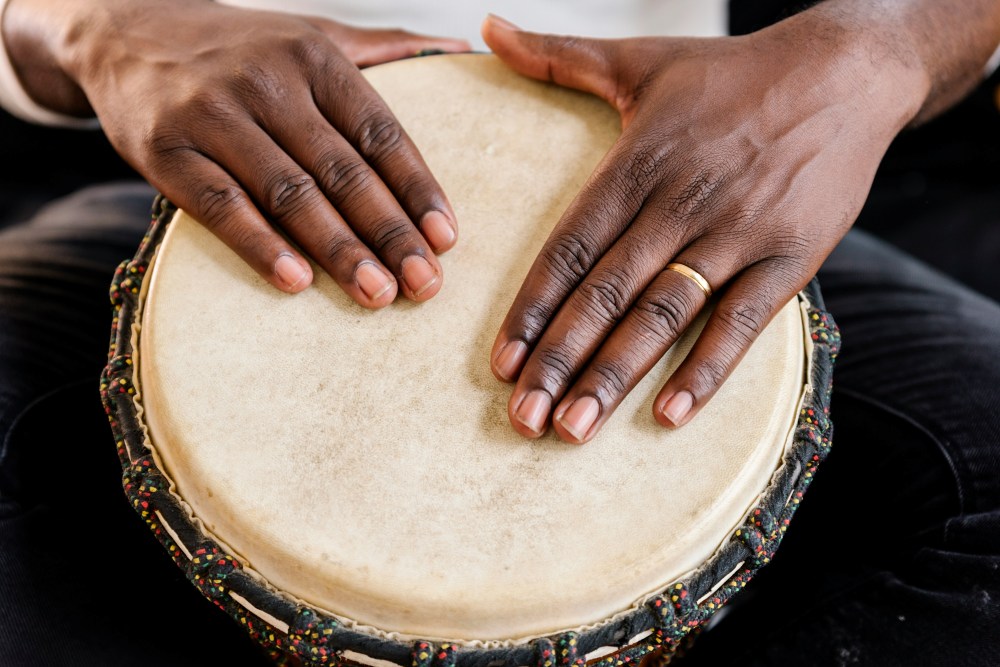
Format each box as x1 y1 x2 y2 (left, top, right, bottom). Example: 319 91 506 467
516 247 728 441
490 128 681 384
503 218 691 437
481 15 620 107
199 118 400 308
653 261 800 429
268 106 445 301
311 59 459 254
145 147 313 294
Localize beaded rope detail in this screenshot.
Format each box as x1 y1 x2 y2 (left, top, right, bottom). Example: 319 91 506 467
101 197 840 667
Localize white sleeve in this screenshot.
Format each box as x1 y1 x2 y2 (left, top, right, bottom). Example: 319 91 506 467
987 42 1000 78
0 0 99 127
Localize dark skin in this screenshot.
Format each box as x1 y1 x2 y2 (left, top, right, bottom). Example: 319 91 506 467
4 0 471 303
4 0 1000 445
481 2 1000 442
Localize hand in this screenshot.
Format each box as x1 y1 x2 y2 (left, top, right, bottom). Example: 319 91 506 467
4 0 470 303
482 13 925 443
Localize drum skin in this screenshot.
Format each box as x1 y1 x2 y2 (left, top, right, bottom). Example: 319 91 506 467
101 54 841 667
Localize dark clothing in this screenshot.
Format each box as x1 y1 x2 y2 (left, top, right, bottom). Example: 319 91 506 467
0 184 275 665
681 232 1000 667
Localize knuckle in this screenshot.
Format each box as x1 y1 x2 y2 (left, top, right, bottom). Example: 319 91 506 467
142 128 193 166
618 141 672 193
180 93 238 126
321 232 361 267
309 57 352 98
195 184 246 230
540 232 598 292
227 227 271 259
751 257 807 296
676 170 725 214
634 289 694 344
767 234 814 272
140 97 234 162
517 301 556 343
356 112 404 161
655 162 730 223
542 35 586 66
229 62 285 103
324 67 353 95
719 300 768 347
588 358 631 399
700 207 766 254
391 170 436 209
366 217 415 255
692 356 729 392
286 31 332 69
533 342 579 388
576 270 634 325
315 153 374 203
262 171 319 217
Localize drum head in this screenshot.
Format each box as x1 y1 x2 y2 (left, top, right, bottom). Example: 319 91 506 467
134 55 811 644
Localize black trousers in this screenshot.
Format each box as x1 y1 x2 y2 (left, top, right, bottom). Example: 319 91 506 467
0 182 998 666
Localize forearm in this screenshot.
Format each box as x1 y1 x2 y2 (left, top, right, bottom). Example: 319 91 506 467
793 0 1000 126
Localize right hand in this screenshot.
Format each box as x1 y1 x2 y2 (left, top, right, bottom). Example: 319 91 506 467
4 0 470 304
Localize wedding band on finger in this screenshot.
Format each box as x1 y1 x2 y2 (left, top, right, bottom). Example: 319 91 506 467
665 262 713 297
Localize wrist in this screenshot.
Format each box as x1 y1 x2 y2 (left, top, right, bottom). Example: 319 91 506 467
762 2 932 139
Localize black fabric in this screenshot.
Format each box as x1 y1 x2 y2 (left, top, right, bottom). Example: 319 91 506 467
679 230 1000 667
727 0 820 35
0 184 273 666
0 110 136 230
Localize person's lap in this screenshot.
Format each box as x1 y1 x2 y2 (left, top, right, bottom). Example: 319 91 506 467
0 183 273 666
680 231 1000 666
0 183 997 665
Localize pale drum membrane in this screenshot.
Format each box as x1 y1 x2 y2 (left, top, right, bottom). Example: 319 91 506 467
135 54 807 644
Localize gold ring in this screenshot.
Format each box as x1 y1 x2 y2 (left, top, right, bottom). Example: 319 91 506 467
666 262 712 297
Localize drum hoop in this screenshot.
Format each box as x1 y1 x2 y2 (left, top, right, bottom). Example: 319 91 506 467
101 197 840 667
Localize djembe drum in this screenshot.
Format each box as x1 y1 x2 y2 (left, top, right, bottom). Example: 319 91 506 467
101 54 838 666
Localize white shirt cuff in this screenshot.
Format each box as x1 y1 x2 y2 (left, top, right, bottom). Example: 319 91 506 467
986 41 1000 78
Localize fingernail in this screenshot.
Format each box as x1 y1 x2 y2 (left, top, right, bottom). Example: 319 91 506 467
661 390 694 426
557 396 600 442
355 262 394 300
274 253 308 290
494 340 527 381
420 211 456 251
401 255 439 297
515 389 551 435
488 14 521 31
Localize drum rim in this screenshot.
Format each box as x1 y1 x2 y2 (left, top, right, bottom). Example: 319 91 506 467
102 196 839 667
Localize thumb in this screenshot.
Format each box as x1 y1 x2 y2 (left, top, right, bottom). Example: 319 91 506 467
481 14 622 109
310 19 471 67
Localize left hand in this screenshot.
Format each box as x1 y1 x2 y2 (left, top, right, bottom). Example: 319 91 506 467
481 13 925 443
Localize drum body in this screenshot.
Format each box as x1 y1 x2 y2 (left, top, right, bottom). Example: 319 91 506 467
101 55 839 666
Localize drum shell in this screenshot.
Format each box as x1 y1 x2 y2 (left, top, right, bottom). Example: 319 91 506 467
101 55 840 667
